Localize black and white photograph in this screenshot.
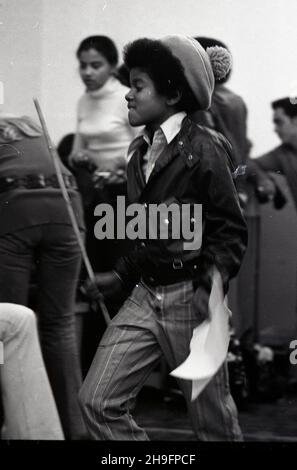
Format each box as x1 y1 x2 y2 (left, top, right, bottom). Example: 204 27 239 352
0 0 297 463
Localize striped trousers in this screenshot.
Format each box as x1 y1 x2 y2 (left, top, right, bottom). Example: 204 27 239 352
79 280 242 441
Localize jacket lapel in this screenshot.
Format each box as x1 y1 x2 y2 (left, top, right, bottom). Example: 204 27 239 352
146 117 193 183
127 117 194 201
127 140 147 201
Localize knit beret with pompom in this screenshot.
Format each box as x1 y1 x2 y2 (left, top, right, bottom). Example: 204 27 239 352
206 45 232 81
161 35 232 110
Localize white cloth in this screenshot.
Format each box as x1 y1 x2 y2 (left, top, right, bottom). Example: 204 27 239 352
170 268 231 401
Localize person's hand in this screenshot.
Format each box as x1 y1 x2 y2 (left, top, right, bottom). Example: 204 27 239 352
256 178 276 203
191 284 211 324
81 271 125 301
92 169 126 190
273 185 287 210
69 150 95 170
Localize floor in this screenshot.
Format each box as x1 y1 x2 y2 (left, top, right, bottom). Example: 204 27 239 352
134 386 297 442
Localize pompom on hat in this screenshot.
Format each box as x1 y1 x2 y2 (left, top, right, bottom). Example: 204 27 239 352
160 35 232 110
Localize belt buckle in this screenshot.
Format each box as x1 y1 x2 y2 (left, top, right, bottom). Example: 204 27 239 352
172 258 183 270
37 174 46 188
26 174 46 188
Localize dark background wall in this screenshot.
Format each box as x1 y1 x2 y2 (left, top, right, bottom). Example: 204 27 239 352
258 175 297 344
235 175 297 348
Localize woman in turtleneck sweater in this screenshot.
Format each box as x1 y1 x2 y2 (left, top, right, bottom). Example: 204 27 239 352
69 35 137 291
70 36 136 176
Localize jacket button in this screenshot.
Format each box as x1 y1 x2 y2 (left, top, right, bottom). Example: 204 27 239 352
188 154 193 161
178 140 184 147
140 242 146 248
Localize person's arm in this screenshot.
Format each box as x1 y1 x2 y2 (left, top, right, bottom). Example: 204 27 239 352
68 98 94 169
195 140 248 294
113 248 143 290
68 131 90 168
247 148 282 180
82 247 142 302
247 149 286 206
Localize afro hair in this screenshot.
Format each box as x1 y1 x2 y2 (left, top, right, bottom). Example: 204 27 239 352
123 38 199 113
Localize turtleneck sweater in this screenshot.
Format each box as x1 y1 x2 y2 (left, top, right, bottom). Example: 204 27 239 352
73 76 138 171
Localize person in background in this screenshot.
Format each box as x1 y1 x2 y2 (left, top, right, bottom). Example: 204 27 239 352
193 38 286 210
248 97 297 211
69 35 139 274
193 37 251 203
191 37 285 355
0 115 86 439
0 303 64 439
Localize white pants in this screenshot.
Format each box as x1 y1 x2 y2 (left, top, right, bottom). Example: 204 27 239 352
0 303 64 439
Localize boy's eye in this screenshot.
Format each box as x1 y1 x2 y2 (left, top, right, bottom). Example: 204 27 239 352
133 83 143 92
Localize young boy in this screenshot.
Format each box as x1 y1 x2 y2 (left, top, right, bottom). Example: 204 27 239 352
80 35 248 441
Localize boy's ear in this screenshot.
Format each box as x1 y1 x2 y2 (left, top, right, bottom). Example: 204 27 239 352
166 90 182 107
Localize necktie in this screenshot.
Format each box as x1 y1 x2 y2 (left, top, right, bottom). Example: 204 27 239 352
144 129 166 182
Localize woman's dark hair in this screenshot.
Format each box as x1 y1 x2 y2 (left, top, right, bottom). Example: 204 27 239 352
57 133 75 170
115 63 130 87
123 38 199 113
76 35 118 66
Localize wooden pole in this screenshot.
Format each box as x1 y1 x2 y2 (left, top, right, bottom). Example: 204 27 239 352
33 98 111 326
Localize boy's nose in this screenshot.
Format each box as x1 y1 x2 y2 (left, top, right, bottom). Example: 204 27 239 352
125 89 133 101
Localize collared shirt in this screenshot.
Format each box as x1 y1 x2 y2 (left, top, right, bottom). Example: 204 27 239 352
128 112 186 182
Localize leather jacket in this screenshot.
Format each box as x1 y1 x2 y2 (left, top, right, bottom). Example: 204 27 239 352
115 117 248 290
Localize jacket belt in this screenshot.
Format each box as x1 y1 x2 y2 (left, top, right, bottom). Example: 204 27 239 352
0 174 78 193
141 258 199 286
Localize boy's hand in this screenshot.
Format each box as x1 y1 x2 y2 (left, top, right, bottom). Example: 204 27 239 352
191 284 211 323
81 271 124 301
